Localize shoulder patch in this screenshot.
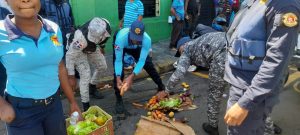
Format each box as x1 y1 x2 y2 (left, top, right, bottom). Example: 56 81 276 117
259 0 268 4
282 13 298 27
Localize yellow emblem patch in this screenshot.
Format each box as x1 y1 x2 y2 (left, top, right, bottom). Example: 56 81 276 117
282 13 298 27
135 28 141 35
50 35 61 46
259 0 267 4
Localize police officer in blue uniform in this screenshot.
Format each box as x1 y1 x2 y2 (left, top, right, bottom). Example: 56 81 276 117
113 21 165 118
223 0 300 134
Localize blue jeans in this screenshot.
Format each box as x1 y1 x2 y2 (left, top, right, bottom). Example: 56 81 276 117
5 93 67 135
0 63 6 96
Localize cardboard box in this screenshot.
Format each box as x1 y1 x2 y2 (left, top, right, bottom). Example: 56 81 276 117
66 106 114 135
135 116 195 135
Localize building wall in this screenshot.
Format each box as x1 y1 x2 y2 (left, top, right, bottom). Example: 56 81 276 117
70 0 172 52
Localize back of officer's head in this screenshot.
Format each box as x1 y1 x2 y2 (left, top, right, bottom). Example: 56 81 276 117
175 36 191 57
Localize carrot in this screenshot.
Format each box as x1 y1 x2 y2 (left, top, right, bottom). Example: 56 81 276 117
152 111 158 120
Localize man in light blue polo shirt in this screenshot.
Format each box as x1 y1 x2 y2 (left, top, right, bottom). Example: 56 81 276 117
113 21 165 119
119 0 144 28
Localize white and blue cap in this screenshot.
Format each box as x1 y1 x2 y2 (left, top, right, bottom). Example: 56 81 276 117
129 20 145 41
88 17 111 44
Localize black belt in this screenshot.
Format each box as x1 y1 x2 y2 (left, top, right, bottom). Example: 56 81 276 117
6 92 58 106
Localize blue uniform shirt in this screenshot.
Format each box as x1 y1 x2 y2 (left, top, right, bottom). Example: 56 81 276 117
0 15 64 99
224 0 300 110
114 28 151 76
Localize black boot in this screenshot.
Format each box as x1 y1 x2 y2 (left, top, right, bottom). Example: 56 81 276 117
89 84 104 99
82 102 90 112
115 99 130 120
274 124 282 134
202 122 219 135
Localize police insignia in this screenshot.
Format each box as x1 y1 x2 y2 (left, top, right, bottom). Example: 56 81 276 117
282 13 298 27
50 35 61 46
259 0 267 4
135 28 141 35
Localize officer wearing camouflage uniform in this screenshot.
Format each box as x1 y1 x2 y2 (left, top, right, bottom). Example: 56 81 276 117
224 0 300 134
66 17 111 111
157 24 227 135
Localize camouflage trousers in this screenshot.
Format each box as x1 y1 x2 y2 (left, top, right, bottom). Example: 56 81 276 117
68 48 107 103
207 50 227 128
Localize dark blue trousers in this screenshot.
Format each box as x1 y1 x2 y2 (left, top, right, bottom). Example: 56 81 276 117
5 93 67 135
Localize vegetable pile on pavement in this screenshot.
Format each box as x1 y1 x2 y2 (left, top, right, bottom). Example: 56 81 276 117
144 82 196 122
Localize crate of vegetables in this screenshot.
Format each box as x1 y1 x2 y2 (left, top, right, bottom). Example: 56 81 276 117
66 106 114 135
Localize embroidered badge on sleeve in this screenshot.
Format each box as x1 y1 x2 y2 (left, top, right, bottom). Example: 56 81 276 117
282 13 298 27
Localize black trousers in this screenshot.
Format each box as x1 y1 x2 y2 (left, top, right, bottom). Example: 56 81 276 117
112 31 165 101
185 13 199 37
0 63 6 96
169 20 185 48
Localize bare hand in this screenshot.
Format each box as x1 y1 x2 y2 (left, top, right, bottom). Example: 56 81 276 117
156 91 169 100
224 103 249 126
120 74 134 96
176 16 180 21
0 98 15 123
119 21 123 29
100 48 105 54
68 75 77 91
69 102 83 121
116 77 123 90
185 14 190 20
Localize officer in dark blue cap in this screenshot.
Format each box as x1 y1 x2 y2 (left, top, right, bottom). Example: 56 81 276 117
113 20 165 118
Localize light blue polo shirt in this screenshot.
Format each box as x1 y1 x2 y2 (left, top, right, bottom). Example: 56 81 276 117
114 28 151 76
0 15 64 99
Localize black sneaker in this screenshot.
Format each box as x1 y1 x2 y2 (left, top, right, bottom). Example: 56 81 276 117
202 122 219 135
115 99 130 120
82 102 90 112
89 84 104 99
274 124 282 134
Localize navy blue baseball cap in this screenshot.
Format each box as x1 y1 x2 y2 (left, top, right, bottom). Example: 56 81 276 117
129 20 145 41
175 36 191 57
